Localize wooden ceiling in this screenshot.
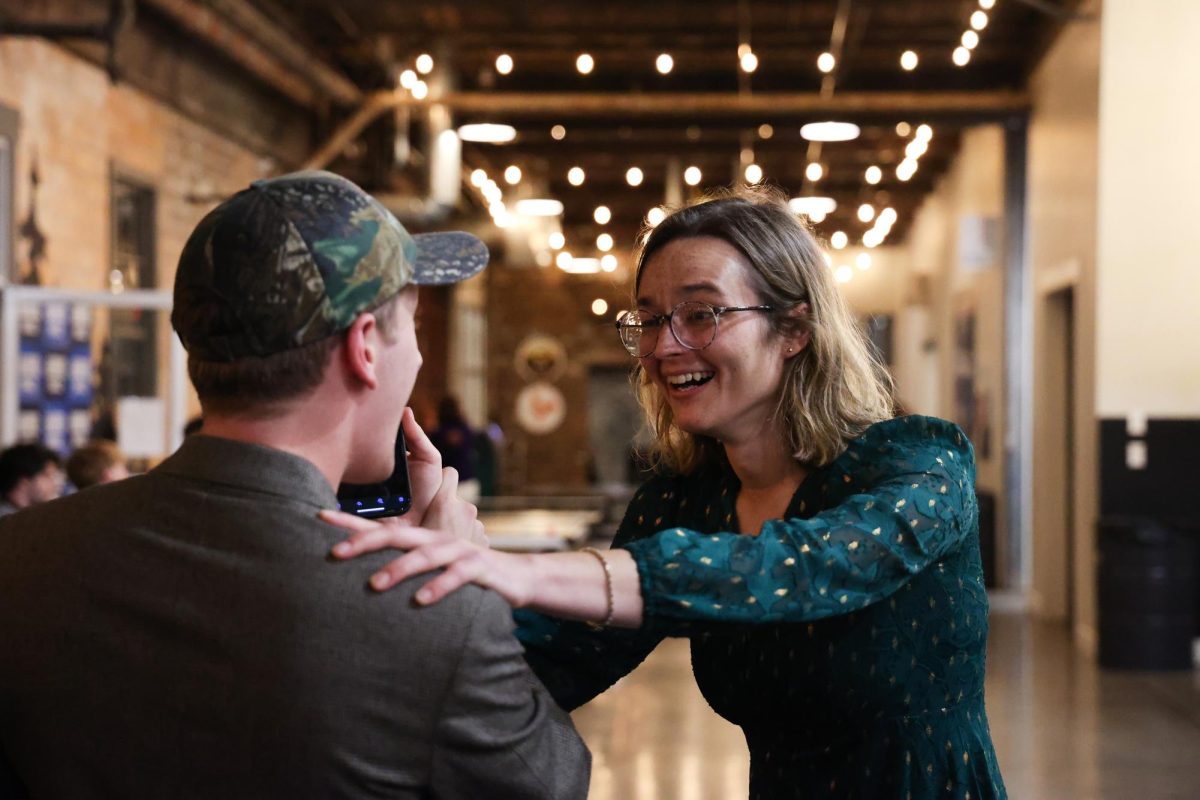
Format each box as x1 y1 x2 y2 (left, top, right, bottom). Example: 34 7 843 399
250 1 1076 250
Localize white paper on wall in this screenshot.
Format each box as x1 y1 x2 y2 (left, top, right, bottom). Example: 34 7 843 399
117 396 166 458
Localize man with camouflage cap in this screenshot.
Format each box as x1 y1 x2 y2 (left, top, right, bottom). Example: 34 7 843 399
0 171 590 798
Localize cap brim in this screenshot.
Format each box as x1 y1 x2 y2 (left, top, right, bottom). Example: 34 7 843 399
411 231 489 285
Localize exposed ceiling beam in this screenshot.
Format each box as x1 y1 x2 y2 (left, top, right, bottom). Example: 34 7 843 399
404 89 1030 118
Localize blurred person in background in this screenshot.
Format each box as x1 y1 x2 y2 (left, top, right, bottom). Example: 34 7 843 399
429 395 480 502
0 443 64 517
65 440 129 490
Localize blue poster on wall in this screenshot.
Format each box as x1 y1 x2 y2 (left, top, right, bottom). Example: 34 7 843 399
17 301 94 455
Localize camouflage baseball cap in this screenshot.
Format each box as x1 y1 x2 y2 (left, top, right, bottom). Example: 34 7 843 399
172 170 488 362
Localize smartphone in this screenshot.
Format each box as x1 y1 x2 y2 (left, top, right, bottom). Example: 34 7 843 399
335 428 412 518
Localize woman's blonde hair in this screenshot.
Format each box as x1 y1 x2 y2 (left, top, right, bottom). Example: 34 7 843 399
632 186 896 474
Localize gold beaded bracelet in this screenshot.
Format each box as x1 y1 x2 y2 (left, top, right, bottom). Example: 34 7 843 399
580 546 615 628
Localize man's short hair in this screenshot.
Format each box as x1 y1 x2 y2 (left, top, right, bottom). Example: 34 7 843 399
65 440 125 490
0 443 61 496
171 170 487 413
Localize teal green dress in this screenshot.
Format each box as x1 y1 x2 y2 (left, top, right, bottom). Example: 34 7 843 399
519 416 1007 799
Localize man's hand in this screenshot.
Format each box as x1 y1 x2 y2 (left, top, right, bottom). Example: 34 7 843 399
399 408 446 526
423 467 488 545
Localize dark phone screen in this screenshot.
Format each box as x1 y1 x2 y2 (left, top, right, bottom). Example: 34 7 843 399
335 429 412 518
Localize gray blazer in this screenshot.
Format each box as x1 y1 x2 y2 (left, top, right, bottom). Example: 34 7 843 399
0 435 589 798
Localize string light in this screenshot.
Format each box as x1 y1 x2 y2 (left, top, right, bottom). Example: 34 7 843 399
576 53 595 74
970 11 989 30
592 299 609 316
647 207 666 226
831 231 848 249
856 253 872 271
495 54 513 75
684 166 702 186
593 205 612 225
568 166 586 186
744 163 763 184
415 54 434 74
601 254 618 272
916 124 934 141
896 159 917 181
626 167 644 187
549 231 566 250
656 53 674 74
551 124 567 140
503 165 522 185
953 47 971 67
900 50 919 71
596 233 614 252
962 30 980 50
410 80 428 100
805 162 824 182
758 123 774 139
817 52 836 73
865 166 882 185
980 0 996 8
740 51 759 73
857 204 876 223
896 121 912 137
835 265 854 283
470 169 487 187
399 69 417 89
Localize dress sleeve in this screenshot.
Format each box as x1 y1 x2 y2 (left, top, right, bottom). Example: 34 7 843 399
517 482 669 711
619 424 978 632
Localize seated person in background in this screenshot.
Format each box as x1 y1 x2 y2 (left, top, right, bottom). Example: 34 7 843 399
65 439 129 490
0 170 589 799
429 395 480 502
0 443 64 517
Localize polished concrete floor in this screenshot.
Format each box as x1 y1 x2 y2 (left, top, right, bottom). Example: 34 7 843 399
571 612 1200 799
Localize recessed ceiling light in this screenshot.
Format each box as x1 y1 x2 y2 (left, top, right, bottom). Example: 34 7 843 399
458 123 516 143
788 196 837 216
514 199 563 217
800 121 861 142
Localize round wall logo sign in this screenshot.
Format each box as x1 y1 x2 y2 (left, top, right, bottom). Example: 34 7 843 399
514 334 567 383
514 381 567 435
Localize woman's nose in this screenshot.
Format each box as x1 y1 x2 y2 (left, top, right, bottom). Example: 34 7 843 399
650 321 686 358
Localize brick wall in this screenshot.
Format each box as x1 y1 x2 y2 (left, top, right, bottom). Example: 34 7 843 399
0 38 272 292
487 263 634 491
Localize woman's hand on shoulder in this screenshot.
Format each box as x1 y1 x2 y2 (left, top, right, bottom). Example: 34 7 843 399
319 508 533 607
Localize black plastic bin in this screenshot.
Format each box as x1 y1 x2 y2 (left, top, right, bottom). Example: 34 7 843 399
1097 517 1198 670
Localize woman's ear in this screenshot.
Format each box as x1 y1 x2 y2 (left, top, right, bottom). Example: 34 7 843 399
783 302 812 359
342 311 381 390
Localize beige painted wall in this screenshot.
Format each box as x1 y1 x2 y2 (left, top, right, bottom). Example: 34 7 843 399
902 125 1009 582
1096 0 1200 417
1027 4 1101 641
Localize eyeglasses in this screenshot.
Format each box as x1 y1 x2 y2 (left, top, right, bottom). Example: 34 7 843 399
614 300 774 357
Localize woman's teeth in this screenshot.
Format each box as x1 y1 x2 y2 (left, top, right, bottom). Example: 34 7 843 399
667 372 714 389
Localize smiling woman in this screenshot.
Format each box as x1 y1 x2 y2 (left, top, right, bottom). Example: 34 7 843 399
327 187 1008 800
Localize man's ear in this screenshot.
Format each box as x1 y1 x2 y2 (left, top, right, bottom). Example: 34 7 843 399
342 311 380 390
783 302 812 359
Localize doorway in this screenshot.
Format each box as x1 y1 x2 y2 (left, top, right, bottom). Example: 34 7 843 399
1041 286 1076 623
